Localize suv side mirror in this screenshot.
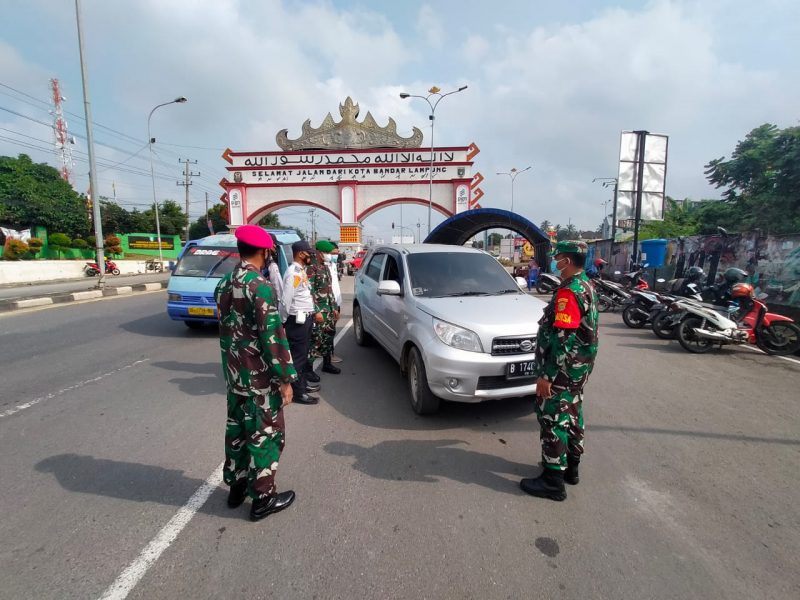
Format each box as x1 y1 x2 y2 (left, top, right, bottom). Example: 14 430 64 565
377 280 401 296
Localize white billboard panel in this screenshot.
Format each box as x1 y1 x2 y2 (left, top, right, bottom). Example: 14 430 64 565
616 131 668 221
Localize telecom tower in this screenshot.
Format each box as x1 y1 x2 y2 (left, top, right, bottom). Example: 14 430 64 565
50 78 74 184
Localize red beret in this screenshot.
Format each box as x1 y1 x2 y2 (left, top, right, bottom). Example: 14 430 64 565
234 225 274 249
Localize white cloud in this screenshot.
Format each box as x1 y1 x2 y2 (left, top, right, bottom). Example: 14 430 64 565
416 5 444 49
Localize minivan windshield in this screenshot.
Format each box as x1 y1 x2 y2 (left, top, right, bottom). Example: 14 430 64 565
173 246 240 278
406 252 520 298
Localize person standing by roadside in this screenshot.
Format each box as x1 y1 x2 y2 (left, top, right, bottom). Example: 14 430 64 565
327 242 343 363
521 240 599 502
266 245 284 318
282 241 320 404
215 225 297 521
307 240 341 377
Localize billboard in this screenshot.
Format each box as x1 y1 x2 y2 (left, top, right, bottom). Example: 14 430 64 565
616 131 668 222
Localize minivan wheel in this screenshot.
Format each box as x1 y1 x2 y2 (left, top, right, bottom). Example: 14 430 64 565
353 305 372 346
407 346 440 415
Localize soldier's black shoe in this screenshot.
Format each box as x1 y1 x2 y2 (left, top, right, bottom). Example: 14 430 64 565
564 457 580 485
293 393 319 405
227 480 248 508
250 490 295 521
322 362 341 374
305 382 321 392
520 469 567 501
306 370 321 383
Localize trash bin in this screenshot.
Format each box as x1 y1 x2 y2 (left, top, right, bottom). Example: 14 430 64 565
640 239 668 268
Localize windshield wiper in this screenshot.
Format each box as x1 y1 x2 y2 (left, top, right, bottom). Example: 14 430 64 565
493 289 521 295
433 291 491 297
205 254 232 278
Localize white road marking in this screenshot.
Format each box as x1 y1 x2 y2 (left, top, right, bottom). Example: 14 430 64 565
97 319 354 599
0 359 150 419
98 464 225 600
739 344 800 366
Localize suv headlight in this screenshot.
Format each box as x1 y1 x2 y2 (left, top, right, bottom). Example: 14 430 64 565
433 318 483 352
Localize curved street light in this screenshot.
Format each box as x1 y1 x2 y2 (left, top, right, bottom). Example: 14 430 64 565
147 96 187 264
496 165 532 214
399 85 468 236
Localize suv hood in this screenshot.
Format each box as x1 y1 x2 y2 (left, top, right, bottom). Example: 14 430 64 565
416 294 545 347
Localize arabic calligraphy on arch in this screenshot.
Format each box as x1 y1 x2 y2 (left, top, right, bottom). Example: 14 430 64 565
241 150 458 168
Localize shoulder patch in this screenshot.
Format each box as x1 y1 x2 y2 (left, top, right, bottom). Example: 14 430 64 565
553 289 581 329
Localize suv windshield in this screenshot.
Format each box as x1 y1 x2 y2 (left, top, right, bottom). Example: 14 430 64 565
407 252 520 298
173 246 240 278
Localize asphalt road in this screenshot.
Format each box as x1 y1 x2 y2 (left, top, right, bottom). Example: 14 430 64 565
0 272 170 301
0 279 798 600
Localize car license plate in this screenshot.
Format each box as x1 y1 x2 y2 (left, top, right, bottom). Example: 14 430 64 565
188 307 214 317
506 360 535 380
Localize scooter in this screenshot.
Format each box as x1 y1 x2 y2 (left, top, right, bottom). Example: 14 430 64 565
84 260 120 276
592 278 632 312
535 272 561 295
676 293 800 356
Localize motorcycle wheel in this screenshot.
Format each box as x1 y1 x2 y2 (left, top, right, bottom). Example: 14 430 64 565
111 268 120 275
535 282 552 295
86 269 98 277
677 316 715 353
652 311 678 339
756 322 800 356
622 304 648 328
597 295 613 313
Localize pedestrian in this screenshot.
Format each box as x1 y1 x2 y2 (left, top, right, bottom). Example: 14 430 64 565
214 225 297 521
306 240 341 379
520 240 599 501
281 240 321 404
266 245 284 318
327 242 343 363
527 256 539 290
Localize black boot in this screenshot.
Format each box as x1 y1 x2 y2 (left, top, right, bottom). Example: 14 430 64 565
322 355 341 374
520 469 567 501
306 369 321 383
226 479 248 508
250 490 296 521
565 456 580 485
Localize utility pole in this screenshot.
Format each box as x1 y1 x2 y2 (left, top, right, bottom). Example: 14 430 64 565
631 130 648 268
177 158 199 241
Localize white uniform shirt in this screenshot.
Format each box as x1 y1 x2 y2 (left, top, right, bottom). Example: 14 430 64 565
327 260 342 307
281 261 314 320
267 260 284 317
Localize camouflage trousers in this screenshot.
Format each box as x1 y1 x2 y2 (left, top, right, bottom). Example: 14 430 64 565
224 390 285 499
534 387 584 471
309 312 336 360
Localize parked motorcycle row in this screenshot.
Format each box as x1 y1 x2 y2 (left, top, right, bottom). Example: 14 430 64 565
537 262 800 357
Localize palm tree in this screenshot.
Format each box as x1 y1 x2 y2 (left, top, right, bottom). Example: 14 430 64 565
539 220 551 231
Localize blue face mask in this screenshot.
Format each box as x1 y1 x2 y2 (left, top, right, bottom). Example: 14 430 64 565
329 254 338 264
554 257 569 278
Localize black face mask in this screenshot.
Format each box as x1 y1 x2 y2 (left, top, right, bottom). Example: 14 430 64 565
302 253 313 265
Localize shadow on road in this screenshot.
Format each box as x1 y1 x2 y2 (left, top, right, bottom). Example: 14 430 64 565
34 454 240 519
119 315 219 338
151 360 225 396
325 439 532 494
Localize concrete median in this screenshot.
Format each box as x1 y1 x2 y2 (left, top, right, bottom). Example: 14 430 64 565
0 282 166 314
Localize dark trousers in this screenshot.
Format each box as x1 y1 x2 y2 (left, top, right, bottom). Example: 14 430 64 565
284 315 313 397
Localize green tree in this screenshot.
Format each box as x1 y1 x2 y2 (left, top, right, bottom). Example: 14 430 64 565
0 154 90 238
704 123 800 233
138 200 186 236
189 204 229 239
48 233 72 259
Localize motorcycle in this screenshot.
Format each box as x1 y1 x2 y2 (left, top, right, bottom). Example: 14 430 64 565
676 292 800 356
535 272 561 295
621 264 650 290
84 260 120 276
592 277 632 313
622 288 669 328
650 285 706 339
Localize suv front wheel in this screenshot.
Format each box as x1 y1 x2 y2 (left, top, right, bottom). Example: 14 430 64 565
407 346 440 415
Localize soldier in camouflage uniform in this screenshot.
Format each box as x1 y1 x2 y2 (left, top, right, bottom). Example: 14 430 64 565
307 240 341 376
215 225 298 521
520 240 599 501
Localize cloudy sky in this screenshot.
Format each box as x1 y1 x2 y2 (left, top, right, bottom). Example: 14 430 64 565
1 0 798 241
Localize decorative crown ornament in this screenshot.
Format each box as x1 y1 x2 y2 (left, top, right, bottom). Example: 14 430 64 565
276 97 423 151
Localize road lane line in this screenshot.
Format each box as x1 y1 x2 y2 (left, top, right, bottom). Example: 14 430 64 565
0 359 150 419
98 319 353 599
98 464 225 600
739 344 800 365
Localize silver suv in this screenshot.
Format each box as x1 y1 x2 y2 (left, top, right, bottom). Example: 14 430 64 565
353 244 546 414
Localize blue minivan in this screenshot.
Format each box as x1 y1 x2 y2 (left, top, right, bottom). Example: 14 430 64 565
166 229 301 328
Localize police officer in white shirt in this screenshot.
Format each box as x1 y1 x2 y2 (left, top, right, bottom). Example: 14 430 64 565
281 240 319 405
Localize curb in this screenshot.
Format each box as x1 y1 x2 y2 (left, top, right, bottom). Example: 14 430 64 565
0 282 166 313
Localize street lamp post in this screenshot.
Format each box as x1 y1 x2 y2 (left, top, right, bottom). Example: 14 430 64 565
399 85 468 236
592 177 618 241
496 165 532 214
148 97 187 264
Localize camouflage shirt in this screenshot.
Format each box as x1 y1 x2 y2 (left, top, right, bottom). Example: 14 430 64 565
534 270 599 392
307 254 337 314
215 261 297 396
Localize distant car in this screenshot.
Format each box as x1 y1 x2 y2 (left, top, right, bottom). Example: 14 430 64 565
353 244 546 414
346 249 368 275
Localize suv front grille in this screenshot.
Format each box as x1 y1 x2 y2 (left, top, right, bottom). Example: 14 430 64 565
476 375 536 390
491 335 537 356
